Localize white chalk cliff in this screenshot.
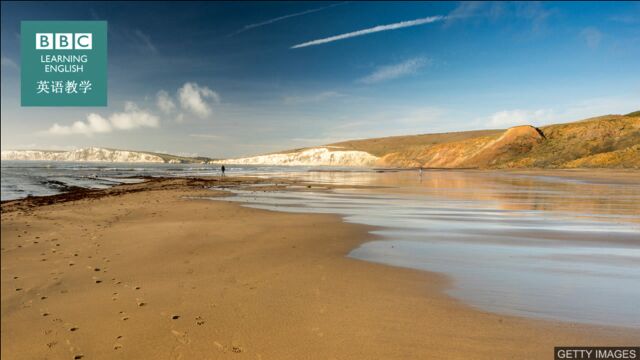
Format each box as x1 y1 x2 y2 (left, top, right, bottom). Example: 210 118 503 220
1 147 165 163
218 147 379 167
2 146 380 166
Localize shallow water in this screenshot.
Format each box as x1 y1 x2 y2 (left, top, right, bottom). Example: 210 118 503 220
0 161 353 201
211 171 640 328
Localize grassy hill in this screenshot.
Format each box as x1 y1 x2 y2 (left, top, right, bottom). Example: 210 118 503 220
500 114 639 168
327 129 503 157
323 112 640 169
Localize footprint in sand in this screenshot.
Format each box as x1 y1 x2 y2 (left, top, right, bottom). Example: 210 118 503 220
195 316 205 326
171 330 190 345
213 341 224 351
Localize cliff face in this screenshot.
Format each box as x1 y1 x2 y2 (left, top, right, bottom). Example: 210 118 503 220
3 113 638 168
213 112 640 168
373 114 639 169
501 115 640 168
378 125 545 168
219 147 379 167
1 147 166 163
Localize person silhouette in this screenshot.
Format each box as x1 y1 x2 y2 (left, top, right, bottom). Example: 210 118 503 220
221 165 226 177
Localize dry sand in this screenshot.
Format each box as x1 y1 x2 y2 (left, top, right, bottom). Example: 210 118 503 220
1 177 638 359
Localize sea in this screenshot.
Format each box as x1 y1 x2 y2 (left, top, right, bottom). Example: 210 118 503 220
0 161 322 201
2 160 639 328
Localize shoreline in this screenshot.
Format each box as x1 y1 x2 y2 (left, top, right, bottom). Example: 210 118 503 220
2 177 638 359
3 167 639 205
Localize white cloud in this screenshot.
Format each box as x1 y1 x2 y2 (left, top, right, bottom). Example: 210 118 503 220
581 27 603 49
481 96 640 129
110 102 160 130
359 57 429 84
47 102 159 136
157 83 221 121
48 114 112 136
177 82 220 118
485 109 552 128
445 2 551 32
291 15 445 49
445 2 495 25
156 90 176 113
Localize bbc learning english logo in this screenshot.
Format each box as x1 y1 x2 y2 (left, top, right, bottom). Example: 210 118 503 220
21 21 107 107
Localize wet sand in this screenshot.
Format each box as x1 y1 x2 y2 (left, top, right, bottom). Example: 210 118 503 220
1 177 638 359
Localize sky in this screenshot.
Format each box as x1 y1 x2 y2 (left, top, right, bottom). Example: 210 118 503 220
1 1 639 158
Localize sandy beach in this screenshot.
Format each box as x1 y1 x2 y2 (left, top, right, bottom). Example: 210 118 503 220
1 177 638 360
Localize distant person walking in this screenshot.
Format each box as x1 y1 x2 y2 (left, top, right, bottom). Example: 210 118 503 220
221 165 226 177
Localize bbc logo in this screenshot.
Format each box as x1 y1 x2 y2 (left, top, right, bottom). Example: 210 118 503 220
36 33 92 50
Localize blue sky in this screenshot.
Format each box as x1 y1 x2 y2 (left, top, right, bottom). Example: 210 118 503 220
1 1 639 157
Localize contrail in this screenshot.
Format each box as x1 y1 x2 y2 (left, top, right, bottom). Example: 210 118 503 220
231 2 346 36
291 15 446 49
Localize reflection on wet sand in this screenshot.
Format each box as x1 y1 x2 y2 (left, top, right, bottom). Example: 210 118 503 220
215 170 640 328
266 169 640 221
